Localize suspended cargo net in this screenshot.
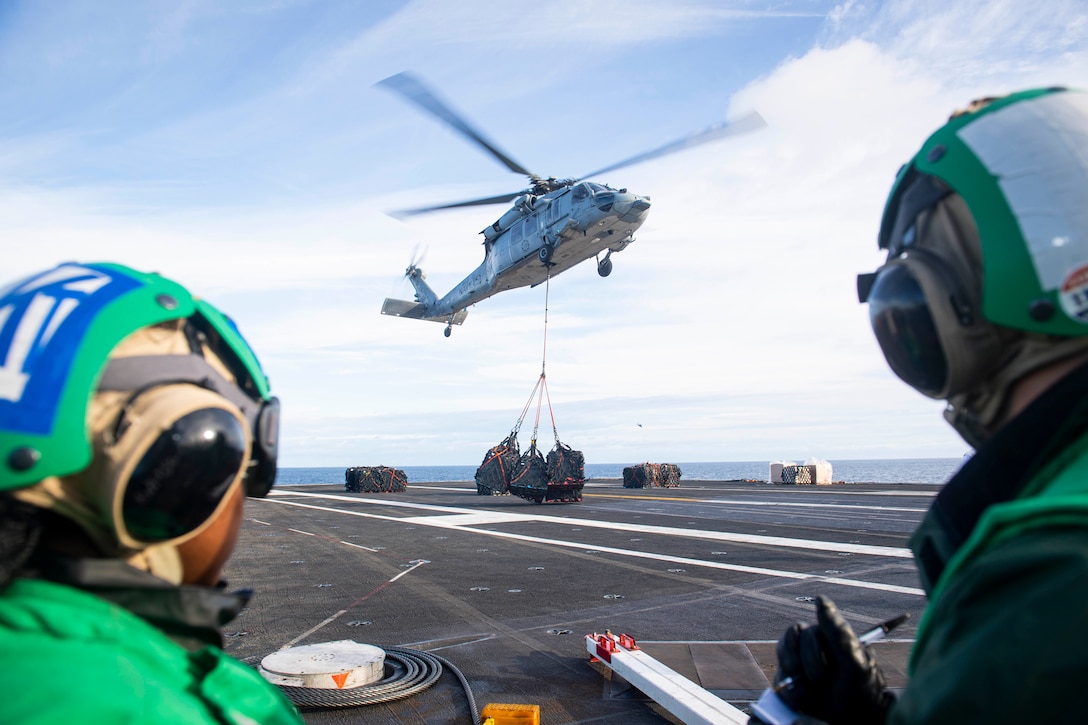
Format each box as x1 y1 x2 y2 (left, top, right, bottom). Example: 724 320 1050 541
475 273 585 503
622 463 682 489
486 374 587 504
508 445 549 502
545 442 585 502
345 466 408 493
475 434 519 495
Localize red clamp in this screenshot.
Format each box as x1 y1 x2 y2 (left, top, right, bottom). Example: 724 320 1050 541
593 634 616 663
587 632 639 663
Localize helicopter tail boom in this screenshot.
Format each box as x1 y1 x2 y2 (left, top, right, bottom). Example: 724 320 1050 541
381 298 469 326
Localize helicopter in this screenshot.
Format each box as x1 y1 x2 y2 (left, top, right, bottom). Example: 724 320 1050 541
378 72 765 337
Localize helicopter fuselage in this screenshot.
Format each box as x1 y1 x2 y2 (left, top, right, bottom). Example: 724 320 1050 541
382 180 650 332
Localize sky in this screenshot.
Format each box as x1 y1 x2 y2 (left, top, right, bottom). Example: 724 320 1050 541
2 0 1087 468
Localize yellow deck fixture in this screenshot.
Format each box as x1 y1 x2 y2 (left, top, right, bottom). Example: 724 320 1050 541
480 702 541 725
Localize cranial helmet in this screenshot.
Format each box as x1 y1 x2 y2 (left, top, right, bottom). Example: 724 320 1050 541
0 262 279 578
857 87 1088 447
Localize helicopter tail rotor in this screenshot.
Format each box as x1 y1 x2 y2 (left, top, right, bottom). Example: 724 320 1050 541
408 244 428 270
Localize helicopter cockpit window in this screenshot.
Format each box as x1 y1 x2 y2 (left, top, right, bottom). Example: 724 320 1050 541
572 184 590 202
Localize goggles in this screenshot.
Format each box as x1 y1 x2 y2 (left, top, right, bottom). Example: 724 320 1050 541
97 383 256 547
858 171 996 398
859 257 950 396
121 404 248 543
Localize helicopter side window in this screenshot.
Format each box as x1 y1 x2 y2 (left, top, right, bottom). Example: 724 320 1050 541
546 198 562 225
511 220 523 243
572 184 589 202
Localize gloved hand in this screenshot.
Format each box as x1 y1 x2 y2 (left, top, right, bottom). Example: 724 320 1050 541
773 596 894 724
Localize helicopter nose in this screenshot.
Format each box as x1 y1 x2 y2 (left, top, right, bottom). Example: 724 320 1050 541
613 193 651 222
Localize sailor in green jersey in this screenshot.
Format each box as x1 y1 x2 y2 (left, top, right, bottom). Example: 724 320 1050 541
0 262 302 724
762 87 1088 724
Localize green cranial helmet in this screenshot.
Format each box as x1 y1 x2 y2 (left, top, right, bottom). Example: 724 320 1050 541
0 262 277 493
879 87 1088 335
864 87 1088 446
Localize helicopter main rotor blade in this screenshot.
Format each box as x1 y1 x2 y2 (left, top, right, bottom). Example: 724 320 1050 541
392 189 525 218
378 72 538 180
576 110 767 181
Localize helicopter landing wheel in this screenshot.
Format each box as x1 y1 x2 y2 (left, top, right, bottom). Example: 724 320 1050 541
538 244 554 264
444 325 452 337
598 257 613 277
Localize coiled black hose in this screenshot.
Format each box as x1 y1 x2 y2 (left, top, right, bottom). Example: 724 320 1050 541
264 646 480 723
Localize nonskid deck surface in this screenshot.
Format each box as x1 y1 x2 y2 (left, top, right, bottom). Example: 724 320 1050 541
223 480 932 724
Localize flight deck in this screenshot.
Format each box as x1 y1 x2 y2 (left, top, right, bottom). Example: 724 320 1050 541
223 480 934 724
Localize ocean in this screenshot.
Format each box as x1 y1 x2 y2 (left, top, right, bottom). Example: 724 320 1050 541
275 457 964 487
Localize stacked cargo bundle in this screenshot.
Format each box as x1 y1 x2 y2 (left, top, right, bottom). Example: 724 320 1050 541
622 463 682 488
475 434 520 495
345 466 408 493
660 463 682 488
770 459 832 485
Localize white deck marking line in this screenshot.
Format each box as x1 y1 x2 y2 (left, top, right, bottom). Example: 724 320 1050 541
257 498 923 596
276 524 383 551
412 484 937 497
270 490 483 515
403 634 497 653
704 500 925 513
340 540 382 552
418 483 613 491
269 490 911 558
401 486 927 511
403 512 549 526
279 559 430 649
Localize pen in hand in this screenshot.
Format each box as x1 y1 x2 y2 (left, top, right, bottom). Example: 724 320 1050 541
858 612 910 645
773 612 910 693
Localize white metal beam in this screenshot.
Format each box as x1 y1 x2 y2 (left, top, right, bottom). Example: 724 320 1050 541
586 633 750 725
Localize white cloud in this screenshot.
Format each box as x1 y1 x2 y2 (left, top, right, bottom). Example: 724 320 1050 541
3 0 1085 466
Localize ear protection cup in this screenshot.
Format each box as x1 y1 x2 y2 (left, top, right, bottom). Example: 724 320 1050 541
98 353 279 499
97 384 250 549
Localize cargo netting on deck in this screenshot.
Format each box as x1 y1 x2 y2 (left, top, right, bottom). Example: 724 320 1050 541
345 466 408 493
622 463 682 488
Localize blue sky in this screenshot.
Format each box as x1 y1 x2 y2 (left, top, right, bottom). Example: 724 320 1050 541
3 0 1087 467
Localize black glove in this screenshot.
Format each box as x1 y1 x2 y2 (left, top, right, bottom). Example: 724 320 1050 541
773 596 893 724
